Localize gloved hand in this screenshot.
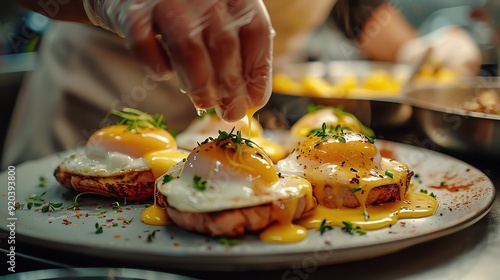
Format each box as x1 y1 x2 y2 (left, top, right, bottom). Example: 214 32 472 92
83 0 274 121
396 25 481 77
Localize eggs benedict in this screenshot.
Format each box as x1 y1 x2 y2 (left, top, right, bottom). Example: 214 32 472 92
156 129 316 242
54 108 188 201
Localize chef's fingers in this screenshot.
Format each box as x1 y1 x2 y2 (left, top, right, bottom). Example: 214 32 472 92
217 0 274 121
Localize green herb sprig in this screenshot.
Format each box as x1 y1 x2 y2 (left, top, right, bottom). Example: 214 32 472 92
319 219 333 235
309 123 346 147
41 202 63 213
341 221 366 236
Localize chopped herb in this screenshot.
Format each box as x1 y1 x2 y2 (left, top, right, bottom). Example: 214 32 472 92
385 171 394 178
420 189 428 194
363 209 370 221
162 174 173 183
147 230 160 243
319 219 333 235
123 217 134 225
14 202 23 210
95 223 103 234
341 221 366 236
112 223 119 227
440 181 446 186
193 175 207 191
352 186 362 193
430 192 437 199
218 237 241 246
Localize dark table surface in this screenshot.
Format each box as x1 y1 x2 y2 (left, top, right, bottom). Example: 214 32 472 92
1 115 499 280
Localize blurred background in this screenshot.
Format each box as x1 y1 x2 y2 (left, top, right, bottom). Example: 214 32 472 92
0 0 499 161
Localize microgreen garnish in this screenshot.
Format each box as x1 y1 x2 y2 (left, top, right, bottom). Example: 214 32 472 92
41 202 63 213
38 176 47 187
95 223 103 234
352 186 362 193
110 107 167 133
193 175 207 191
162 174 173 183
319 219 333 235
385 171 394 178
68 192 126 210
341 221 366 236
112 201 122 210
218 237 241 247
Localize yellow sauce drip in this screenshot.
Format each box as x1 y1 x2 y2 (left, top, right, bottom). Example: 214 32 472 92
298 191 438 231
140 203 172 226
246 108 257 139
259 182 314 243
259 224 308 243
141 177 172 226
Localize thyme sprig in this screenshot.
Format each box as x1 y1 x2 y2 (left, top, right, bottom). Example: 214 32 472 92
319 219 333 235
25 191 46 209
200 127 256 148
309 123 346 147
341 221 366 236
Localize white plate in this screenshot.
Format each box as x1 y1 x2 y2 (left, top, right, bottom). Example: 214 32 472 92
0 140 495 271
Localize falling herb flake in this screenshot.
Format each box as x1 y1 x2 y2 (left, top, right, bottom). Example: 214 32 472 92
385 171 394 178
352 186 362 193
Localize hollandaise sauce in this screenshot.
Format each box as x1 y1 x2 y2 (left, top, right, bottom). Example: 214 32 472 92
141 203 171 226
298 191 438 231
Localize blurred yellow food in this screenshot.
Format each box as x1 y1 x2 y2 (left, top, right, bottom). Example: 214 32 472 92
337 74 358 94
302 76 342 97
272 64 459 98
363 70 401 94
272 73 303 95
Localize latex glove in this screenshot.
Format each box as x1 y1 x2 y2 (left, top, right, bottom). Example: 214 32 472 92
83 0 274 121
396 25 481 77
